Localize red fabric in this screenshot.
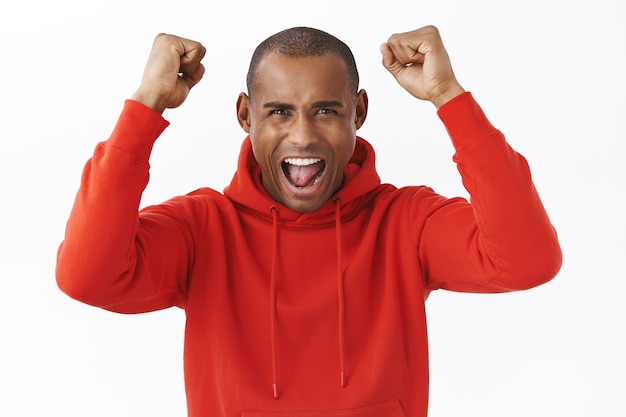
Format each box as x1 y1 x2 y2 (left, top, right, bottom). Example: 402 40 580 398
56 92 562 417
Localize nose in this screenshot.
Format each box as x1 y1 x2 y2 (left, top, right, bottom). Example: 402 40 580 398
287 115 320 148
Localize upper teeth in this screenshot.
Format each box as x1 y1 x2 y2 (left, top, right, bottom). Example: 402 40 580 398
284 158 321 166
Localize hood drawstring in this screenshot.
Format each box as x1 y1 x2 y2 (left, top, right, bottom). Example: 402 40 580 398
333 197 347 388
269 206 280 399
267 200 347 399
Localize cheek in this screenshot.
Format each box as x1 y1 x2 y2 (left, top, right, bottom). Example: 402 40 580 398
250 131 279 171
334 130 357 165
251 142 270 170
341 142 356 166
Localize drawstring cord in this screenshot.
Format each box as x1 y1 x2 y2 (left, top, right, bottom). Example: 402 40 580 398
333 197 347 388
268 200 347 399
270 206 280 399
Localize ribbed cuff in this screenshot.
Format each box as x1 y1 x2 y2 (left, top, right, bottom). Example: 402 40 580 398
437 92 497 151
106 100 171 161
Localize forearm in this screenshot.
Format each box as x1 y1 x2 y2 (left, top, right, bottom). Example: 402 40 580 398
56 101 173 309
423 93 562 291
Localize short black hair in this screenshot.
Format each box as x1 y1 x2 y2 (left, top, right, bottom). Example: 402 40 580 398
246 26 359 98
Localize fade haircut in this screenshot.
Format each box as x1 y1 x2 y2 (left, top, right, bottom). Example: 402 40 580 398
246 27 359 99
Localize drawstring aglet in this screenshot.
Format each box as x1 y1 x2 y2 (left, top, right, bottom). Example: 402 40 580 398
340 371 346 387
273 383 279 399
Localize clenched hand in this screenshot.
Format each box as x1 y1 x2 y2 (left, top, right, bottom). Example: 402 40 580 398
132 34 206 114
380 26 465 109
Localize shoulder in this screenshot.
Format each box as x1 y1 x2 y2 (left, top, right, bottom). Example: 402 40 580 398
140 187 237 221
372 184 447 205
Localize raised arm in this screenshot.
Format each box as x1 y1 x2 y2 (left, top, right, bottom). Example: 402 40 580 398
381 26 562 291
56 34 208 312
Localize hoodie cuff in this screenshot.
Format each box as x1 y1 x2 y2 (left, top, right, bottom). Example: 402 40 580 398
105 100 171 162
436 92 498 151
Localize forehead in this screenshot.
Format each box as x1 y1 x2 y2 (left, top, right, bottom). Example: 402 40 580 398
252 52 352 101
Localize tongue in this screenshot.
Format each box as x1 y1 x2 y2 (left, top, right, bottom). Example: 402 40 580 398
287 161 324 187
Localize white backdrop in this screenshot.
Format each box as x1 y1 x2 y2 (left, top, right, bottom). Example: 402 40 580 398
1 1 624 416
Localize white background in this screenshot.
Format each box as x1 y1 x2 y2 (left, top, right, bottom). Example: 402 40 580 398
1 0 624 416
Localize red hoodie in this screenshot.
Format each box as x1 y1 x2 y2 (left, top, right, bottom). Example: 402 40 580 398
56 92 562 417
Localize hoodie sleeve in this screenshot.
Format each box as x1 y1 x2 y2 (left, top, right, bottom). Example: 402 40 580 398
418 92 562 293
56 100 202 312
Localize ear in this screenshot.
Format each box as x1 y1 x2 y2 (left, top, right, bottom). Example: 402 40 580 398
354 89 368 130
236 92 251 133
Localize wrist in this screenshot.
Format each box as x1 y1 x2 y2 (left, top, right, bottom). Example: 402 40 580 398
431 83 466 109
131 90 168 114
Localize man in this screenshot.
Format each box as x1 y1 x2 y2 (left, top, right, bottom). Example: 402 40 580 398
56 25 562 417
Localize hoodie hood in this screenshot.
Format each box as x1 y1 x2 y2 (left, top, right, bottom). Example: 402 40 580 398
224 136 381 222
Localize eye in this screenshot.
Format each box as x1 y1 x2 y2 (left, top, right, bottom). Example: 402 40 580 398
270 109 288 116
317 108 336 115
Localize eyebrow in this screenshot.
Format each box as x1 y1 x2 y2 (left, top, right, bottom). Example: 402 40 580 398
262 100 344 110
312 100 344 109
263 101 295 110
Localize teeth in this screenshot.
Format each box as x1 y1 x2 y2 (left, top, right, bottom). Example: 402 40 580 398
284 158 321 166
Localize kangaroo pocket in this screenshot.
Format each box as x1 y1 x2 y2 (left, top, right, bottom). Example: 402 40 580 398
241 399 406 417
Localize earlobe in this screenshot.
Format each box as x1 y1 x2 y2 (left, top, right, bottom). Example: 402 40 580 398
236 93 251 133
354 89 369 130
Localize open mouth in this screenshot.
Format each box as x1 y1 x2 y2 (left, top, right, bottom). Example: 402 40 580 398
282 158 326 188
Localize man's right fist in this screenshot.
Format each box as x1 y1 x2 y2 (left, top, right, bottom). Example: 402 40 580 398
131 34 206 114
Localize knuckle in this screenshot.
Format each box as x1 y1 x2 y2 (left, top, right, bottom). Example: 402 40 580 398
388 33 402 43
422 25 440 39
153 33 176 49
